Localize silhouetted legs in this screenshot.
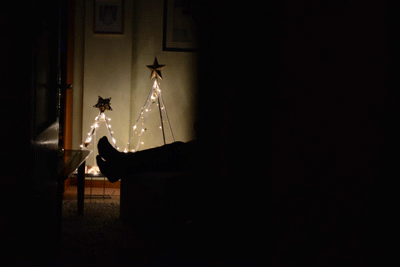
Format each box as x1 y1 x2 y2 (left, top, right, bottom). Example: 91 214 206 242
96 136 197 182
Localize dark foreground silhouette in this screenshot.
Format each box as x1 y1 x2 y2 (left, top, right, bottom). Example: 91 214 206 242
96 136 198 182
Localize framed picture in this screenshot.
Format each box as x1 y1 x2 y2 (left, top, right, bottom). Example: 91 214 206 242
163 0 198 52
94 0 123 34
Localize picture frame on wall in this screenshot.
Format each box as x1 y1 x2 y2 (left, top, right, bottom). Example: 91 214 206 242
163 0 198 52
94 0 123 34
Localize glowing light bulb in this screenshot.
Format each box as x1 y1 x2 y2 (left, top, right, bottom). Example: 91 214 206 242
133 125 137 130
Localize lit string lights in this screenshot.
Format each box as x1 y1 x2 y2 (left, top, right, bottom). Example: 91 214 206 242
81 111 118 150
81 96 119 173
125 58 174 152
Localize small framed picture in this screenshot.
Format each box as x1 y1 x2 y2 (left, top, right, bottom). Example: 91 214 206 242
163 0 198 52
94 0 123 34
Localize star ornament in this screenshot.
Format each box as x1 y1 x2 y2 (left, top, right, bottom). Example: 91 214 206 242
93 96 112 113
146 57 165 80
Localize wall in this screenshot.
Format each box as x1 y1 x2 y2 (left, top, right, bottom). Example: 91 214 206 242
129 0 198 151
72 0 198 164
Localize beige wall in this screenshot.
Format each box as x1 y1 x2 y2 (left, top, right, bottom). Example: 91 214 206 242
129 0 198 151
72 0 198 164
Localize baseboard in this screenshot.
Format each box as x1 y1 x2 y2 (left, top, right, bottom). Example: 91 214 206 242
69 177 121 188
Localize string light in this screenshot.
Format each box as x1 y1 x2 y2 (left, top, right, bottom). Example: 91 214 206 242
125 77 174 152
81 111 118 150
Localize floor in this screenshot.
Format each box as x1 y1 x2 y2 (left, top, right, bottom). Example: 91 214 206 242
59 185 211 265
63 185 120 203
59 185 260 265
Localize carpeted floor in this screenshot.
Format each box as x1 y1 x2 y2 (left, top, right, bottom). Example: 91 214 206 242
58 200 208 266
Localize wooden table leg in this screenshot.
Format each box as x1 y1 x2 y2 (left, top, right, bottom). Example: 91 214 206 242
77 161 85 215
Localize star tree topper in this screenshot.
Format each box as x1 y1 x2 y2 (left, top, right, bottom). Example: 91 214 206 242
146 57 165 80
93 96 112 113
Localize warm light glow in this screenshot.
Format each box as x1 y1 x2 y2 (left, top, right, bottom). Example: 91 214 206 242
81 111 118 151
87 165 100 174
124 71 174 152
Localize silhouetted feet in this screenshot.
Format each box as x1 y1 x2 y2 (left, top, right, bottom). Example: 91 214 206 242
96 136 127 182
97 136 120 160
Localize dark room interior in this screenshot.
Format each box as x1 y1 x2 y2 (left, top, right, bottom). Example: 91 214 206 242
1 0 397 266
